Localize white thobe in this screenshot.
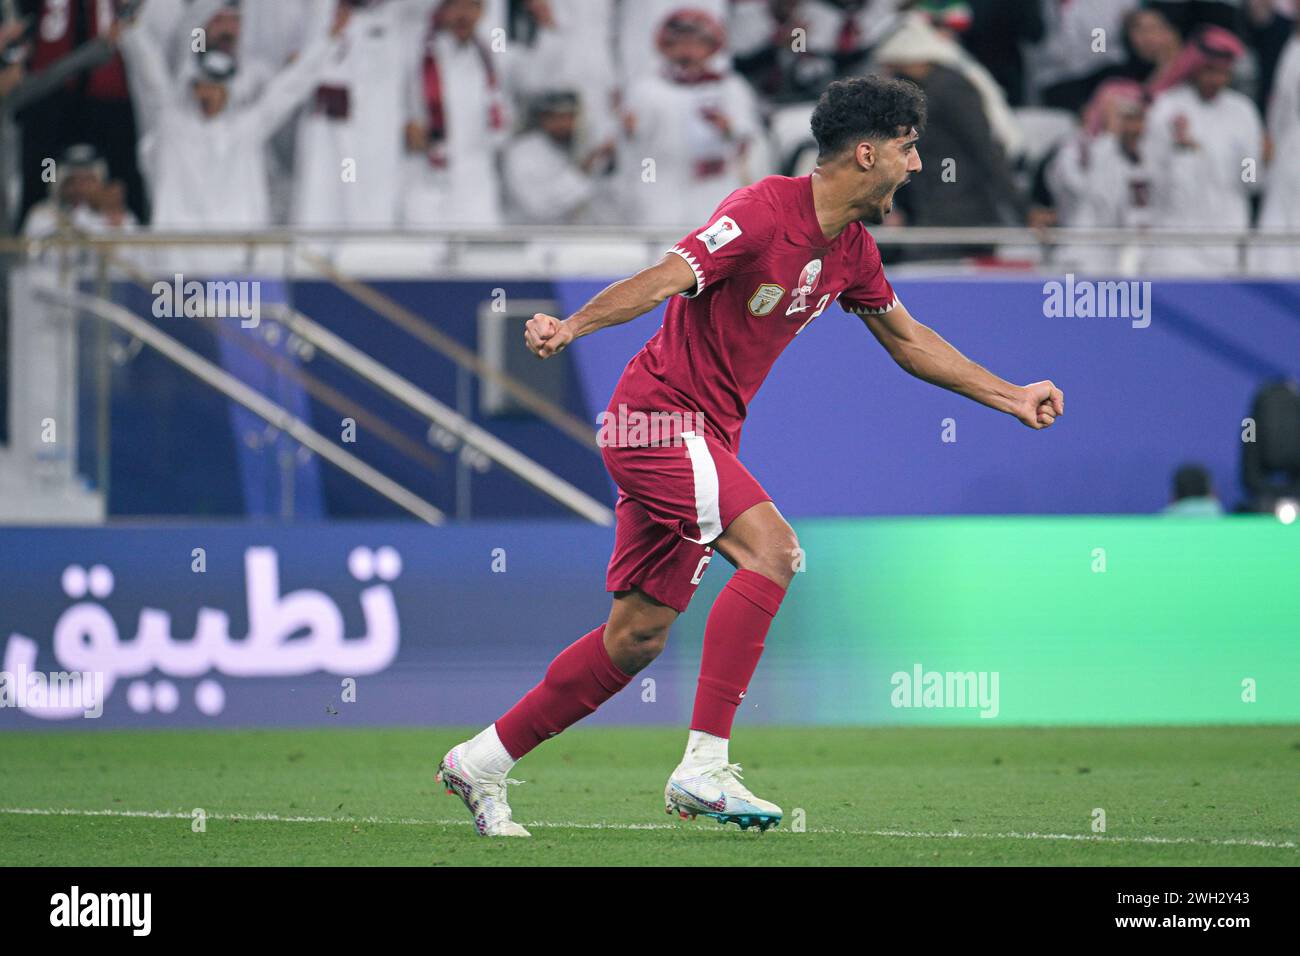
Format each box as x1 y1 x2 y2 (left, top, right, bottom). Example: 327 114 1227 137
1253 35 1300 275
502 131 597 224
1063 134 1154 273
508 1 618 145
621 71 765 228
1253 130 1300 275
400 30 507 228
123 9 333 229
1142 84 1263 275
291 0 425 229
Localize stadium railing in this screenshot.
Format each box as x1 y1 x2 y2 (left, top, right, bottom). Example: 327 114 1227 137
2 227 1296 524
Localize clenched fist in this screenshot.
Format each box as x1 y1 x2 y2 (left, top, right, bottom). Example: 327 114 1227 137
524 313 574 359
1013 380 1064 429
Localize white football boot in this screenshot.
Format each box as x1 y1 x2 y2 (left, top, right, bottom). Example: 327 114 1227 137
665 762 782 832
436 743 531 837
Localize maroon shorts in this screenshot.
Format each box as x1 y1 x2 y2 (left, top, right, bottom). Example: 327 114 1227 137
602 429 771 612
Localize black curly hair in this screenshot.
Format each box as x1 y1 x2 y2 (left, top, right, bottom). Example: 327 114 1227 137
810 75 927 162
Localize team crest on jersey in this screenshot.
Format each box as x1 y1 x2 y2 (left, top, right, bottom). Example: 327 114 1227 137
697 216 742 253
797 258 823 295
747 283 785 317
786 258 824 315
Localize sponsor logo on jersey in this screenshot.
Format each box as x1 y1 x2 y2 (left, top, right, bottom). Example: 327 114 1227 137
785 258 824 315
747 283 785 317
697 215 742 252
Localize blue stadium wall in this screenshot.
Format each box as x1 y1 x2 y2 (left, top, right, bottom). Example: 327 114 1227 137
87 277 1300 518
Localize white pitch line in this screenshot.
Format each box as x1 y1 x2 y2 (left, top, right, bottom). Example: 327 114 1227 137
0 807 435 826
0 807 1295 849
867 829 1297 850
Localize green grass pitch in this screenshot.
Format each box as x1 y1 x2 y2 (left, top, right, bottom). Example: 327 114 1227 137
0 725 1295 866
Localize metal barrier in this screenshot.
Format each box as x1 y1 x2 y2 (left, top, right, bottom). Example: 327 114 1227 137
4 229 620 524
3 225 1296 524
31 285 449 525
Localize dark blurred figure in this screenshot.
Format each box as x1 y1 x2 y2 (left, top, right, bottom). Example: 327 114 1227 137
15 0 146 227
819 0 893 77
1101 7 1186 92
1035 0 1137 113
943 0 1044 106
1147 0 1241 36
1242 380 1300 512
1244 0 1299 118
733 0 838 102
732 0 902 101
875 14 1027 259
1164 462 1224 515
0 8 133 449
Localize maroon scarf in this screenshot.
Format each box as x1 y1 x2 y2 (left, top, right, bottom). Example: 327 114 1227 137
422 18 502 166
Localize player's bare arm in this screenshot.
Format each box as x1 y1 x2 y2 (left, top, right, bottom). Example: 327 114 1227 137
524 252 697 358
860 300 1065 429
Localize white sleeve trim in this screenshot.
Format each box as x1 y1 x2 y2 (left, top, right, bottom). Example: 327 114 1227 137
667 246 707 298
844 295 900 316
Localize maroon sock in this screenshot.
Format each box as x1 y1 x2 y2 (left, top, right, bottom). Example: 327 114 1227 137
690 569 787 739
494 625 632 760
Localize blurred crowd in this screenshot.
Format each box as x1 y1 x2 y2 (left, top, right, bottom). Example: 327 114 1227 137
3 0 1300 273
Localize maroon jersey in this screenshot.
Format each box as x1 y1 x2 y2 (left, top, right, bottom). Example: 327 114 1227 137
608 174 898 452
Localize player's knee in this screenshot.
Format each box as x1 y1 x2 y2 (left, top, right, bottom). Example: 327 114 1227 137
785 530 803 580
739 527 800 589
